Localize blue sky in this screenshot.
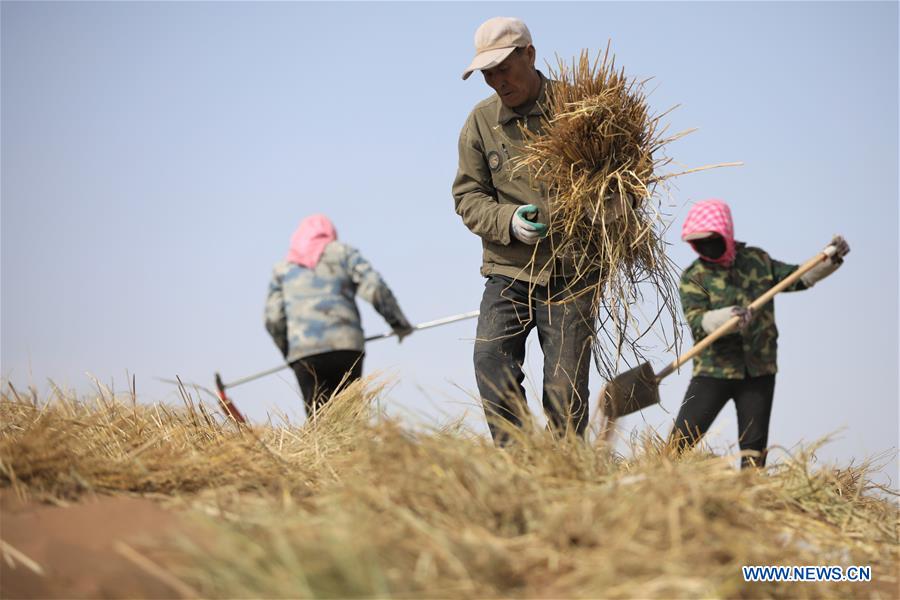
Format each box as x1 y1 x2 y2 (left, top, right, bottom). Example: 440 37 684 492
2 2 897 479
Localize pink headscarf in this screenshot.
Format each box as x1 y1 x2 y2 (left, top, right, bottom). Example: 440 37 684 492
681 199 736 266
286 214 337 269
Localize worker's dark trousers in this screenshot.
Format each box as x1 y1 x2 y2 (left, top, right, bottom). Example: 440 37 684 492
670 374 776 468
474 275 594 445
291 350 364 418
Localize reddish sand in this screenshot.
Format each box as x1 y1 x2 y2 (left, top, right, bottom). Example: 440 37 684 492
1 490 190 599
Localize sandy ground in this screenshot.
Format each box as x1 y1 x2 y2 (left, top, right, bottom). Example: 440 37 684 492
2 489 896 599
0 490 190 599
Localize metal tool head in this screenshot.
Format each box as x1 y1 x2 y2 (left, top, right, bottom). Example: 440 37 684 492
599 361 660 419
214 371 246 424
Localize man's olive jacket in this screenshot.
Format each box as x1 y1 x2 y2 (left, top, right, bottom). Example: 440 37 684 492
452 74 562 286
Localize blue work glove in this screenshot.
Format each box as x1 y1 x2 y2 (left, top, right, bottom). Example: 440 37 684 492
510 204 548 245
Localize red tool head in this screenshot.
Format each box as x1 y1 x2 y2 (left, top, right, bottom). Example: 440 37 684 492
214 372 246 424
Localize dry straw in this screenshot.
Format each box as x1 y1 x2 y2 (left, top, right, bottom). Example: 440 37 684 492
1 383 897 598
516 46 740 376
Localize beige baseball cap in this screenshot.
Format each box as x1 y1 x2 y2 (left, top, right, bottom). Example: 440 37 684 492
462 17 532 80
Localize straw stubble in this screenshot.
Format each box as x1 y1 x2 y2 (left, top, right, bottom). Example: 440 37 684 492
1 383 896 598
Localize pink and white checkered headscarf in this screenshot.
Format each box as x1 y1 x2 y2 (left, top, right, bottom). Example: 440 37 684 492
286 214 337 269
681 199 736 266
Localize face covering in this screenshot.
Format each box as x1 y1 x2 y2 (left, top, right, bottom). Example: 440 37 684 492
691 236 726 260
681 199 737 266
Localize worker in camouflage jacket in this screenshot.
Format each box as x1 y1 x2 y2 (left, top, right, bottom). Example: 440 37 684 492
265 214 413 417
670 199 849 467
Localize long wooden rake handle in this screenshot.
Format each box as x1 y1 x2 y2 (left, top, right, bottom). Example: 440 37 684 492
220 310 480 390
655 246 838 381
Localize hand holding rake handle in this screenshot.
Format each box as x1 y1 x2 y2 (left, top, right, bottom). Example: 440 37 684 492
599 245 839 419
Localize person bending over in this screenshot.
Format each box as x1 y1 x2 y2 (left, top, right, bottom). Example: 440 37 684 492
265 214 413 417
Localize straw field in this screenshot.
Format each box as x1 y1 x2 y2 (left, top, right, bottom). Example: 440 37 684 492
1 381 897 599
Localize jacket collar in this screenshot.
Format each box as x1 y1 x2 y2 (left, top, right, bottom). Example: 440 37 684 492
496 71 549 125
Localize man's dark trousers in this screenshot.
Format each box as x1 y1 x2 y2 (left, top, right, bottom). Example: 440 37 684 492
474 275 594 444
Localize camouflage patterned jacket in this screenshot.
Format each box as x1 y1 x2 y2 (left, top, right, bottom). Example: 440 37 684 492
264 241 411 363
680 243 807 379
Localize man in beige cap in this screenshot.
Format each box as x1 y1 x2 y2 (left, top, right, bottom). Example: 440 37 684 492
452 17 594 445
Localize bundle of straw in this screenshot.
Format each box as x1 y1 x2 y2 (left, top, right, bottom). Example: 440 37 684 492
517 46 738 376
